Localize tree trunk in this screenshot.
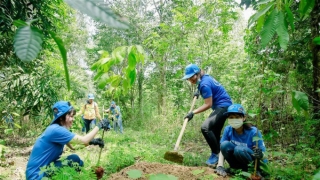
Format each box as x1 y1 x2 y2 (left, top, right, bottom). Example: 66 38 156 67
311 0 320 118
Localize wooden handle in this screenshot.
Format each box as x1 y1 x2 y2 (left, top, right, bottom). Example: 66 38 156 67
173 96 198 151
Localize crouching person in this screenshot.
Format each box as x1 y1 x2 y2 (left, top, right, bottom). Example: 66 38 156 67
215 104 267 177
26 101 110 180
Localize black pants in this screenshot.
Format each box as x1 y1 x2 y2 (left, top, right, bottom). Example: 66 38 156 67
84 119 95 133
201 107 228 154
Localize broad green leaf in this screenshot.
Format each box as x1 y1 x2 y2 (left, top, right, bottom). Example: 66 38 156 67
253 136 263 142
256 14 265 32
260 8 279 48
313 170 320 180
248 2 274 27
191 169 204 175
299 0 315 20
97 74 109 89
91 61 101 71
128 49 137 70
50 32 70 90
313 37 320 45
256 0 273 6
292 91 309 113
241 171 251 178
276 11 289 50
14 123 21 129
64 0 130 29
14 26 43 62
94 71 104 81
110 75 121 87
0 139 5 145
285 5 295 30
126 169 142 179
11 112 20 116
112 46 127 63
13 20 28 28
127 69 136 85
4 129 13 135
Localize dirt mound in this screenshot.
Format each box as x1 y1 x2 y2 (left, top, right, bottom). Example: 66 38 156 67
108 162 229 180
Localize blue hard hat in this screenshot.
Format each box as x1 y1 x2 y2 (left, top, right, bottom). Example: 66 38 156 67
88 93 94 99
182 64 200 80
225 104 246 116
51 101 73 124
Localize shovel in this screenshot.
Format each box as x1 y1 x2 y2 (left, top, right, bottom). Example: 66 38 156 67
164 95 198 163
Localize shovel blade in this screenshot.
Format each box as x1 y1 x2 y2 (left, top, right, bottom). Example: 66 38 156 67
164 151 183 164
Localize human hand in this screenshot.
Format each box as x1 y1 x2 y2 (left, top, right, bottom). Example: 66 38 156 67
97 119 110 131
193 91 200 99
214 166 227 177
89 138 105 148
184 112 194 121
252 148 263 159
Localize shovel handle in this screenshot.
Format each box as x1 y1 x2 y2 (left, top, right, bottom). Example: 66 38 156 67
173 95 198 151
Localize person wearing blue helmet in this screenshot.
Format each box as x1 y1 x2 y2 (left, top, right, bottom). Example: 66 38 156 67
182 64 232 166
215 104 267 177
26 101 110 180
78 93 102 133
105 101 123 133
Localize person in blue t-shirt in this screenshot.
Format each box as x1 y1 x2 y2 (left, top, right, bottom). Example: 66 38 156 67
26 101 110 180
105 101 123 134
215 104 267 177
182 64 232 166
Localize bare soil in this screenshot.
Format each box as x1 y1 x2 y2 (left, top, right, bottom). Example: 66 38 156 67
108 162 229 180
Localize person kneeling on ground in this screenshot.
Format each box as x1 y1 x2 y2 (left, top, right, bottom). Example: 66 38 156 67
215 104 267 177
26 101 110 180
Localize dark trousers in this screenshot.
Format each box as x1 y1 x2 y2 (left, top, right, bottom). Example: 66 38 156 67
84 119 95 133
44 154 84 177
201 107 228 154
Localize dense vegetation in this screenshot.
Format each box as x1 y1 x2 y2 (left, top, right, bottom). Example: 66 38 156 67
1 0 320 179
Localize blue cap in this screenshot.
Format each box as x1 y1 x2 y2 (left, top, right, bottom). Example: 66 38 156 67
182 64 200 80
111 101 115 105
88 93 94 99
225 104 246 116
51 101 73 124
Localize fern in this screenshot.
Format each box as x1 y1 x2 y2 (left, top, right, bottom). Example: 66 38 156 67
248 2 274 27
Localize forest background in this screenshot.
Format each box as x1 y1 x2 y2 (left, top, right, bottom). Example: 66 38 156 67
1 0 320 179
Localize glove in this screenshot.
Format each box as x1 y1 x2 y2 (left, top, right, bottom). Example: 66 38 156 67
89 138 104 148
184 112 194 121
193 91 200 99
97 119 110 131
252 148 263 159
214 166 227 177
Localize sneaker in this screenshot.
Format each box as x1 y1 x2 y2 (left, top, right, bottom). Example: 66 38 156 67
206 153 218 166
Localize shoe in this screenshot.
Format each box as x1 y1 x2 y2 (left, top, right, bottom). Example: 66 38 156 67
206 153 218 166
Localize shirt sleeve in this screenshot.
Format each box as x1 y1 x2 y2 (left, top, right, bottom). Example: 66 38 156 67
200 85 212 99
48 125 75 145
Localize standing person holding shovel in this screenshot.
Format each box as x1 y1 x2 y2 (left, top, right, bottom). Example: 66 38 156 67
182 64 232 166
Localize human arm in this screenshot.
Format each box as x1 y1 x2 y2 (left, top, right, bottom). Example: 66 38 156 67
77 105 85 117
66 142 75 150
95 103 102 121
193 96 212 114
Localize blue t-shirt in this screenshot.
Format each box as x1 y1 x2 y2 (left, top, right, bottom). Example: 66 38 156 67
26 124 75 180
198 74 232 109
110 106 121 119
220 125 266 152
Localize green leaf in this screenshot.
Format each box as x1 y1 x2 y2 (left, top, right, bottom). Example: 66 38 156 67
299 0 315 20
128 49 137 70
253 136 263 142
126 169 142 179
127 69 136 85
292 91 309 113
256 14 266 32
13 20 28 28
49 32 70 90
256 0 273 6
97 74 109 89
241 171 251 178
192 169 205 175
276 11 289 50
14 123 21 129
0 139 5 145
14 26 43 62
316 89 320 92
313 37 320 45
313 170 320 180
4 129 13 135
285 5 295 30
260 8 279 48
64 0 130 29
248 2 274 27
